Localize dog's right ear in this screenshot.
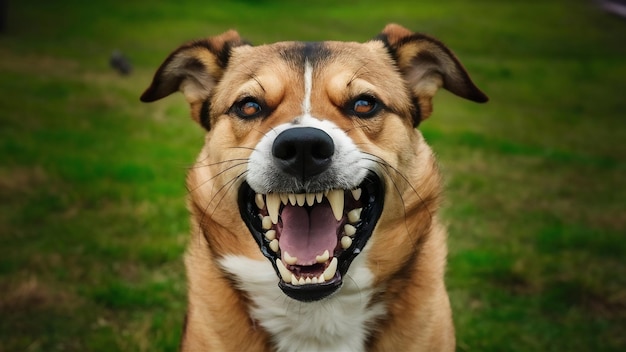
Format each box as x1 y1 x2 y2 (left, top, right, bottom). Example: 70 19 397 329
140 30 248 128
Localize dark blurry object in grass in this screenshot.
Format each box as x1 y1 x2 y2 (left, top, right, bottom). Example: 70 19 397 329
110 50 132 75
598 0 626 18
0 0 7 32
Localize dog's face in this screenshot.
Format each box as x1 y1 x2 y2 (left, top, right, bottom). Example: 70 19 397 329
142 24 487 302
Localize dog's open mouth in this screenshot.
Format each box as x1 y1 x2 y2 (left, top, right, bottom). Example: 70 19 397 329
238 173 384 302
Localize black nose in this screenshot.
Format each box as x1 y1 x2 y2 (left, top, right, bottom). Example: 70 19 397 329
272 127 335 181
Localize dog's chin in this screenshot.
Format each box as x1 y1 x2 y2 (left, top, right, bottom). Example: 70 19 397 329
238 173 384 302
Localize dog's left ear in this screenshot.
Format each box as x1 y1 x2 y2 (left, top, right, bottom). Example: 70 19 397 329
140 30 248 128
376 23 488 123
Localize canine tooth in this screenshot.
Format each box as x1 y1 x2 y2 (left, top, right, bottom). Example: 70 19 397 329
276 259 292 282
344 224 356 237
318 274 325 283
306 193 315 206
269 239 279 253
280 193 289 205
351 188 362 201
327 190 344 221
347 208 362 223
305 277 312 284
288 193 297 206
323 257 338 281
255 194 265 209
299 277 305 285
291 274 299 286
315 250 330 263
265 230 276 241
283 251 298 265
296 194 306 206
341 236 353 249
266 193 281 224
262 216 272 230
315 192 323 203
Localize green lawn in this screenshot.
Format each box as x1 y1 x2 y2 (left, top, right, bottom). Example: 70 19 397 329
1 0 624 351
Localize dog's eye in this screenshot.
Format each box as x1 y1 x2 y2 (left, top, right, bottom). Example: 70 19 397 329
354 99 375 114
241 101 261 116
350 95 380 118
232 98 263 119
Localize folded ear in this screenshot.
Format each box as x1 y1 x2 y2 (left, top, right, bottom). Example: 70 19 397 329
377 23 488 123
140 30 248 128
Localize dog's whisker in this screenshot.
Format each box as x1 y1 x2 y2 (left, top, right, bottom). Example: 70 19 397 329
186 161 249 196
364 155 435 221
267 126 280 137
198 169 247 227
343 274 366 306
186 159 249 186
361 153 435 251
372 164 415 244
191 152 213 166
248 126 276 139
207 170 247 218
344 118 372 134
187 152 247 167
187 158 249 170
228 146 255 152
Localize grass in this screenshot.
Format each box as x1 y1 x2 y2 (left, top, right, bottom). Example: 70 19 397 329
1 0 624 350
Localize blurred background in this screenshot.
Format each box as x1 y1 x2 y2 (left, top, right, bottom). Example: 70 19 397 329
1 0 624 351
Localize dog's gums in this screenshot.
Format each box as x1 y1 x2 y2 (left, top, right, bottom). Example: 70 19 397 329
238 173 384 302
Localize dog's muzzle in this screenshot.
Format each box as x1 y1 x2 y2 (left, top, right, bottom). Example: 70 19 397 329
238 127 384 302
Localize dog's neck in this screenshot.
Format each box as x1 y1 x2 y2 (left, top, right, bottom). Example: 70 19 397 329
220 252 387 352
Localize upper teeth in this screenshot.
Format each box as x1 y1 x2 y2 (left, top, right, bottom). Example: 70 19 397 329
269 239 279 253
261 216 272 230
306 193 315 206
296 194 306 206
260 188 360 224
326 190 344 221
288 193 297 206
265 229 276 241
266 193 281 224
351 188 362 201
344 224 356 237
255 194 265 209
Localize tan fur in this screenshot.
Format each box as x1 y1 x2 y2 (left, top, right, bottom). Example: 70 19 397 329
141 24 487 351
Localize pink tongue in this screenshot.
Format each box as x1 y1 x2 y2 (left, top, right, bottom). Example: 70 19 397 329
279 204 340 265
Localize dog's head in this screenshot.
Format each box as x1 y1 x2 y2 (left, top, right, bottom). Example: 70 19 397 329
141 24 487 302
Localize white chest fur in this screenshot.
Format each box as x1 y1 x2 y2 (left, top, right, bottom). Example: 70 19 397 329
220 254 386 352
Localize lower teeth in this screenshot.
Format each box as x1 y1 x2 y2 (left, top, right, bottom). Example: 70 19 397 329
278 257 338 286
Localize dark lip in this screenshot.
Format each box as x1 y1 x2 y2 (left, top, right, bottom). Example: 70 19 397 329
237 172 384 302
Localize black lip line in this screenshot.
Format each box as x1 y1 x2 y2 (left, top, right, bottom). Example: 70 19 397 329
238 173 384 301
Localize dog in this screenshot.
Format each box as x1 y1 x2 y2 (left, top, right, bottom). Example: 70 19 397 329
141 23 487 351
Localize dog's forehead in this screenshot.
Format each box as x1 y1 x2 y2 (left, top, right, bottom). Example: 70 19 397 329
215 40 412 119
234 40 388 70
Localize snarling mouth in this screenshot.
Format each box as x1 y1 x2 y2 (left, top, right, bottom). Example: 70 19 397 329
238 173 384 302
